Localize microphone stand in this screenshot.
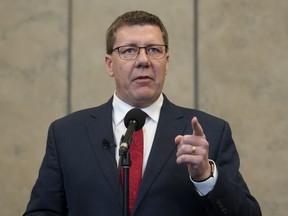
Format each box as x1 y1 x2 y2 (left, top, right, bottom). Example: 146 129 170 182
119 111 145 215
119 136 132 216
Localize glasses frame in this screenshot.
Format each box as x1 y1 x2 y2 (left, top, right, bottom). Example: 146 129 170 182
112 44 168 60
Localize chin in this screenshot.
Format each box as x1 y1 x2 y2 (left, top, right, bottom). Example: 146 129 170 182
133 94 158 107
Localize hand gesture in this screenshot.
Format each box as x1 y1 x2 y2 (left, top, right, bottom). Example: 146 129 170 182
175 117 211 181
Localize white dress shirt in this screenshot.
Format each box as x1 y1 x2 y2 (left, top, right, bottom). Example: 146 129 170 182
112 93 163 175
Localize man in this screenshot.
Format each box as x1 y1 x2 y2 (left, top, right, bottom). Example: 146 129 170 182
24 11 261 215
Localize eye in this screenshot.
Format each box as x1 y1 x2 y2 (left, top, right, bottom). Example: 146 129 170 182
147 46 161 54
120 46 138 54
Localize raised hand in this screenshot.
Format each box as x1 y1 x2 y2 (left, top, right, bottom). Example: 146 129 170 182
175 117 211 181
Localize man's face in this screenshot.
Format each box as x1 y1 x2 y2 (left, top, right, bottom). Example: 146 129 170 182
105 25 169 108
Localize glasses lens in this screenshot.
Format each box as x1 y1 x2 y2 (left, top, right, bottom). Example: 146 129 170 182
118 46 139 59
116 45 167 60
146 45 166 59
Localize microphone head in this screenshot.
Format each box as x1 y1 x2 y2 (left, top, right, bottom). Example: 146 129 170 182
124 108 146 131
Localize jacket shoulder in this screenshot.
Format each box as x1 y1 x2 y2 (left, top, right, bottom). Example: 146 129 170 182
164 96 227 127
51 98 113 128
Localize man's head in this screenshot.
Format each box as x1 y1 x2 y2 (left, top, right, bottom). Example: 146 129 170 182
106 11 169 55
105 11 170 108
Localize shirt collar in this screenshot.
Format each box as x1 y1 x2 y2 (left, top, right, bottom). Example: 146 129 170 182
112 93 163 126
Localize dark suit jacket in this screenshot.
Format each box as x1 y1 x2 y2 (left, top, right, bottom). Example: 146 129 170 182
24 95 261 216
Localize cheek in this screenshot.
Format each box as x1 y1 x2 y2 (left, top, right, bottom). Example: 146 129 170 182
154 64 168 82
112 59 132 73
113 64 131 84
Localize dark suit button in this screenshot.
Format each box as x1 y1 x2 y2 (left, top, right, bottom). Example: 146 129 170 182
215 199 228 215
216 199 221 205
216 199 223 207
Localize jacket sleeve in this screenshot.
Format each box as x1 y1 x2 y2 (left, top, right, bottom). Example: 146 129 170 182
201 121 262 216
23 123 68 215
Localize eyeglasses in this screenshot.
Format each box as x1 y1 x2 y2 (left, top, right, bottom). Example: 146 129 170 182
112 45 168 60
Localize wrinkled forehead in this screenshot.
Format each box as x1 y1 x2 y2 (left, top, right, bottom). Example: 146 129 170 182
114 25 165 45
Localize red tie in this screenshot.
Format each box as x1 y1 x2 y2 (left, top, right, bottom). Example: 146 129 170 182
129 129 143 214
120 129 144 214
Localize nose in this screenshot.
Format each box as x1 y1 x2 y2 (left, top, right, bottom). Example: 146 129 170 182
135 48 150 68
137 47 149 61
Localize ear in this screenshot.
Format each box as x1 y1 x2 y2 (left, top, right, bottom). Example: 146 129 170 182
105 54 114 77
165 53 169 75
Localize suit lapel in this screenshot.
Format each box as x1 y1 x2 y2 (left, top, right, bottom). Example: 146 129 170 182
133 97 189 212
84 96 190 213
85 99 123 203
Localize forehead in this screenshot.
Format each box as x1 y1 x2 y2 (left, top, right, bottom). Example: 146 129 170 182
114 25 164 46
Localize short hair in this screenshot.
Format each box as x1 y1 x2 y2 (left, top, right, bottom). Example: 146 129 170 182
106 10 169 54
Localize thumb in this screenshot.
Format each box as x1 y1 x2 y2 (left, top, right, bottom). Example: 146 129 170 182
192 116 205 137
174 135 183 145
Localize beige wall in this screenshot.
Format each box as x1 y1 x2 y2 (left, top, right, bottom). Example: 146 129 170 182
199 1 288 215
0 0 287 215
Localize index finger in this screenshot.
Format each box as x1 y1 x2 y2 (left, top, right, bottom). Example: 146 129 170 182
192 116 205 137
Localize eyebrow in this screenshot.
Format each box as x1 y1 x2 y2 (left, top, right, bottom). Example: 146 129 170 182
117 43 164 47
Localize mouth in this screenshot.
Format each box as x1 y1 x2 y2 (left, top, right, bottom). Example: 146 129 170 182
133 75 152 82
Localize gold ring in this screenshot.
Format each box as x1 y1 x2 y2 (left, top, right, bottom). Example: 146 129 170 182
191 146 196 154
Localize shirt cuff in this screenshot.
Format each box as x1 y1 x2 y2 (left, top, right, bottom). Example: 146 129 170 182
189 160 218 196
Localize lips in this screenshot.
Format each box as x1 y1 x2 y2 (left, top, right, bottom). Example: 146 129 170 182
133 75 152 81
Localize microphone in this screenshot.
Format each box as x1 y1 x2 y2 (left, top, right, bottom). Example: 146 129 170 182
119 108 146 156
